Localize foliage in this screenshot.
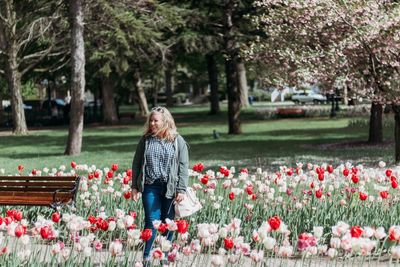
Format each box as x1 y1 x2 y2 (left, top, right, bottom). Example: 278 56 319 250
21 80 39 100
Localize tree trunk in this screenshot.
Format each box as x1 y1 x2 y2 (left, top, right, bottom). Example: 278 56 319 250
206 53 220 115
2 16 28 134
152 78 160 107
237 58 249 108
343 85 348 105
164 64 174 107
394 105 400 163
6 69 28 134
224 0 241 134
368 102 383 144
65 0 85 156
225 58 242 134
100 75 119 125
133 69 149 117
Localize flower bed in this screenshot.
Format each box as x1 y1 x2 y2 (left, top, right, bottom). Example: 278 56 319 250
0 161 400 266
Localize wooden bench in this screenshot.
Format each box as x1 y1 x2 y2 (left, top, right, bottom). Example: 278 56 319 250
276 108 306 118
0 175 81 209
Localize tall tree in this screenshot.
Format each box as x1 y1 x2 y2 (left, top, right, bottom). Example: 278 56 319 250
65 0 85 155
0 0 64 134
85 1 184 117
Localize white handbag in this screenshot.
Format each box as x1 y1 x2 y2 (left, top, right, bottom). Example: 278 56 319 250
175 187 202 218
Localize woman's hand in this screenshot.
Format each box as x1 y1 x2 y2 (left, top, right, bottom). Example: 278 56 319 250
175 193 185 203
131 189 140 202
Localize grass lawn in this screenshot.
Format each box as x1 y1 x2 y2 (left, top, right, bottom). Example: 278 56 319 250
0 103 395 173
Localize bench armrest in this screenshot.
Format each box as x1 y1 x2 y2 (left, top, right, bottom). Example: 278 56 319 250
51 176 81 209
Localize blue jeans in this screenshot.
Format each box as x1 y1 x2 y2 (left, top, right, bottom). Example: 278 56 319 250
142 179 175 259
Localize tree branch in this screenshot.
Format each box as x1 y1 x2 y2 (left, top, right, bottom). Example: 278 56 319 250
17 17 54 54
33 57 70 73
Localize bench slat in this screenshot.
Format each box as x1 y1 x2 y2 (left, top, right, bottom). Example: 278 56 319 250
0 176 77 181
0 192 72 206
0 187 75 192
0 182 75 187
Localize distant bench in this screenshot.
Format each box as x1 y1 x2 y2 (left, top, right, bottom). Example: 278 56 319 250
276 108 306 118
0 175 81 209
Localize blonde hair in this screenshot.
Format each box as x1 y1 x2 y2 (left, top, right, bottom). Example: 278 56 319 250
144 107 178 142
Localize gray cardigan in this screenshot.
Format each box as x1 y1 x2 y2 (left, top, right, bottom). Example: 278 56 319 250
131 134 189 199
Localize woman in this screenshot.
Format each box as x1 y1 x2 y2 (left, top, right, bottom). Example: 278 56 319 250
131 106 189 264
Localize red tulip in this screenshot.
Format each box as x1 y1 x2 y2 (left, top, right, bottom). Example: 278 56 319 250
386 169 393 177
343 169 349 176
17 165 24 172
88 215 97 224
123 191 132 199
391 176 397 183
94 171 100 178
251 194 257 200
123 176 131 184
318 172 324 181
380 191 389 199
52 212 61 223
192 163 204 172
176 220 189 234
12 210 22 221
359 192 368 201
392 180 398 189
70 161 77 169
14 224 25 238
245 185 253 195
286 169 293 176
350 226 363 238
141 228 153 241
99 220 109 231
351 167 358 174
229 192 235 200
351 174 359 184
327 165 334 173
129 211 137 220
40 226 50 239
240 168 248 174
111 163 118 171
4 217 12 225
315 189 323 199
1 247 8 255
268 216 281 230
88 173 94 180
107 171 113 178
31 169 37 175
200 174 209 185
224 237 234 250
158 223 168 234
126 169 133 177
220 167 230 177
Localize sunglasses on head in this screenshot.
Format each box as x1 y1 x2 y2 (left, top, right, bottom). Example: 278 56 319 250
151 106 164 113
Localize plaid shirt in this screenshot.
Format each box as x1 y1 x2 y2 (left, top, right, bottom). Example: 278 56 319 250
144 136 175 184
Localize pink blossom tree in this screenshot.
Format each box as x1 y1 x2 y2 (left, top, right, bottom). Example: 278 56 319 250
250 0 400 161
